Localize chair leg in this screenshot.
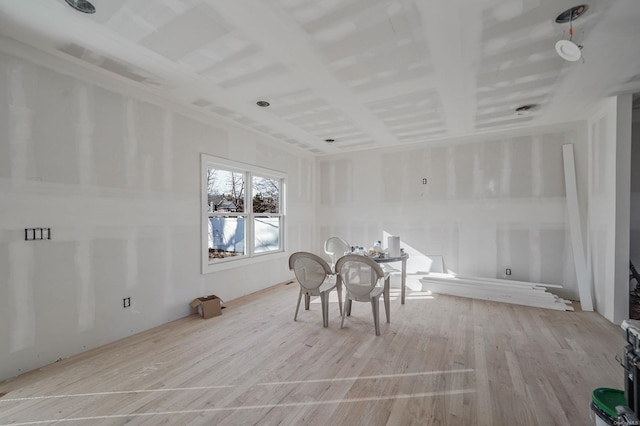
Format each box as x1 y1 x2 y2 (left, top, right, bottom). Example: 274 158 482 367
320 292 329 328
294 290 302 321
341 296 348 329
346 298 352 316
304 294 310 310
371 296 380 336
384 276 390 323
336 277 343 316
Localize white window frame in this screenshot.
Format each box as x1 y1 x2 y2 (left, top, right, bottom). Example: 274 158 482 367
201 154 287 274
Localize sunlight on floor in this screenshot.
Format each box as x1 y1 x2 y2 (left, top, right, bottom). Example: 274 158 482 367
406 290 435 300
309 288 434 304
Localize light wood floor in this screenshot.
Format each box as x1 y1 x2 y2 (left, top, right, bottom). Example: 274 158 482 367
0 282 625 425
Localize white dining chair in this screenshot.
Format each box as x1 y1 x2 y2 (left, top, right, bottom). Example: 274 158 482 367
323 236 351 269
289 251 342 327
335 254 390 336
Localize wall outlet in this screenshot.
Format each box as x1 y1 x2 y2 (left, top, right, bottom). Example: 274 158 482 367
123 297 131 308
505 268 511 276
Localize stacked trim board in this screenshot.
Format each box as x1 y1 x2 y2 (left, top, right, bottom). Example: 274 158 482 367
419 273 574 311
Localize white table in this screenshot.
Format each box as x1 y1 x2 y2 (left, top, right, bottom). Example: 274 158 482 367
371 252 409 304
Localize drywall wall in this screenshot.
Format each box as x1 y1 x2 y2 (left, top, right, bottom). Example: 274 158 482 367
630 109 640 272
588 95 632 324
0 47 315 381
317 124 588 301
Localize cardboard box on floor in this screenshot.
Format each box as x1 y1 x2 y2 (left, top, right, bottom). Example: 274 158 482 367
190 294 223 318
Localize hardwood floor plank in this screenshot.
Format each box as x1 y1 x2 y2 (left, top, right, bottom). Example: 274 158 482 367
0 283 626 425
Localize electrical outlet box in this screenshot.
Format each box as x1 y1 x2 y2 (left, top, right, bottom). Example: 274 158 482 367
506 268 511 276
123 297 131 308
25 228 51 241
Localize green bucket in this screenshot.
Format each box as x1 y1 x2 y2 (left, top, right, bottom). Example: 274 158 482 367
591 388 627 424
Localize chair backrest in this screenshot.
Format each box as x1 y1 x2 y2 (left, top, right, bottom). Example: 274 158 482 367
289 252 332 292
324 237 351 265
335 254 385 300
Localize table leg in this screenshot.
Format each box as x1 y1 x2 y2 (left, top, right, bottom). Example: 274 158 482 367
401 258 407 305
384 275 390 323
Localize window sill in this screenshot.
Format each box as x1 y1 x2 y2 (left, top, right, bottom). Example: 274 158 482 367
202 250 287 274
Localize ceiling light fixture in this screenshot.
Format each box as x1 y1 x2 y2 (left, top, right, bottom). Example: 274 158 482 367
555 5 588 62
324 139 335 143
65 0 96 14
256 100 270 107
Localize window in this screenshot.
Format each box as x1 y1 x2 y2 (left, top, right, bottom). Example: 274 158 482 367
202 154 286 273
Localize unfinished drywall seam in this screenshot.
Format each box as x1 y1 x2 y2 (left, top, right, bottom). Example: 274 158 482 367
125 230 138 293
532 135 543 197
73 82 95 186
8 63 31 181
8 243 35 352
530 227 541 283
162 228 174 305
472 150 483 198
500 140 511 197
124 99 138 187
142 155 152 192
75 239 95 332
499 224 512 278
328 161 336 205
446 147 456 198
162 109 173 191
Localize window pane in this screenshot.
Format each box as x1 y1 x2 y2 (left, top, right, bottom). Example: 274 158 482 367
208 168 245 213
254 216 281 253
252 176 280 213
202 154 286 273
208 216 246 259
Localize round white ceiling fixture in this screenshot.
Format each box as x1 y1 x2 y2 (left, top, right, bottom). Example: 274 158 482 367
555 39 582 62
554 5 588 62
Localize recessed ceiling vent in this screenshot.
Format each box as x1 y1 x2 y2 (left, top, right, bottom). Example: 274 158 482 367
324 139 335 143
256 100 270 107
193 99 213 108
65 0 96 14
515 104 537 116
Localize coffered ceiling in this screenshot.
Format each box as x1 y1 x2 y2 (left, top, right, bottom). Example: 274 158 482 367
1 0 639 155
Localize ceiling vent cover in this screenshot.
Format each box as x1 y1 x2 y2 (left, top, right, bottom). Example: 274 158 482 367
515 104 537 116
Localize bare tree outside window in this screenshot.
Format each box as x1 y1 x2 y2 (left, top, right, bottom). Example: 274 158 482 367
208 169 246 259
253 176 281 253
252 176 279 213
208 169 245 213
